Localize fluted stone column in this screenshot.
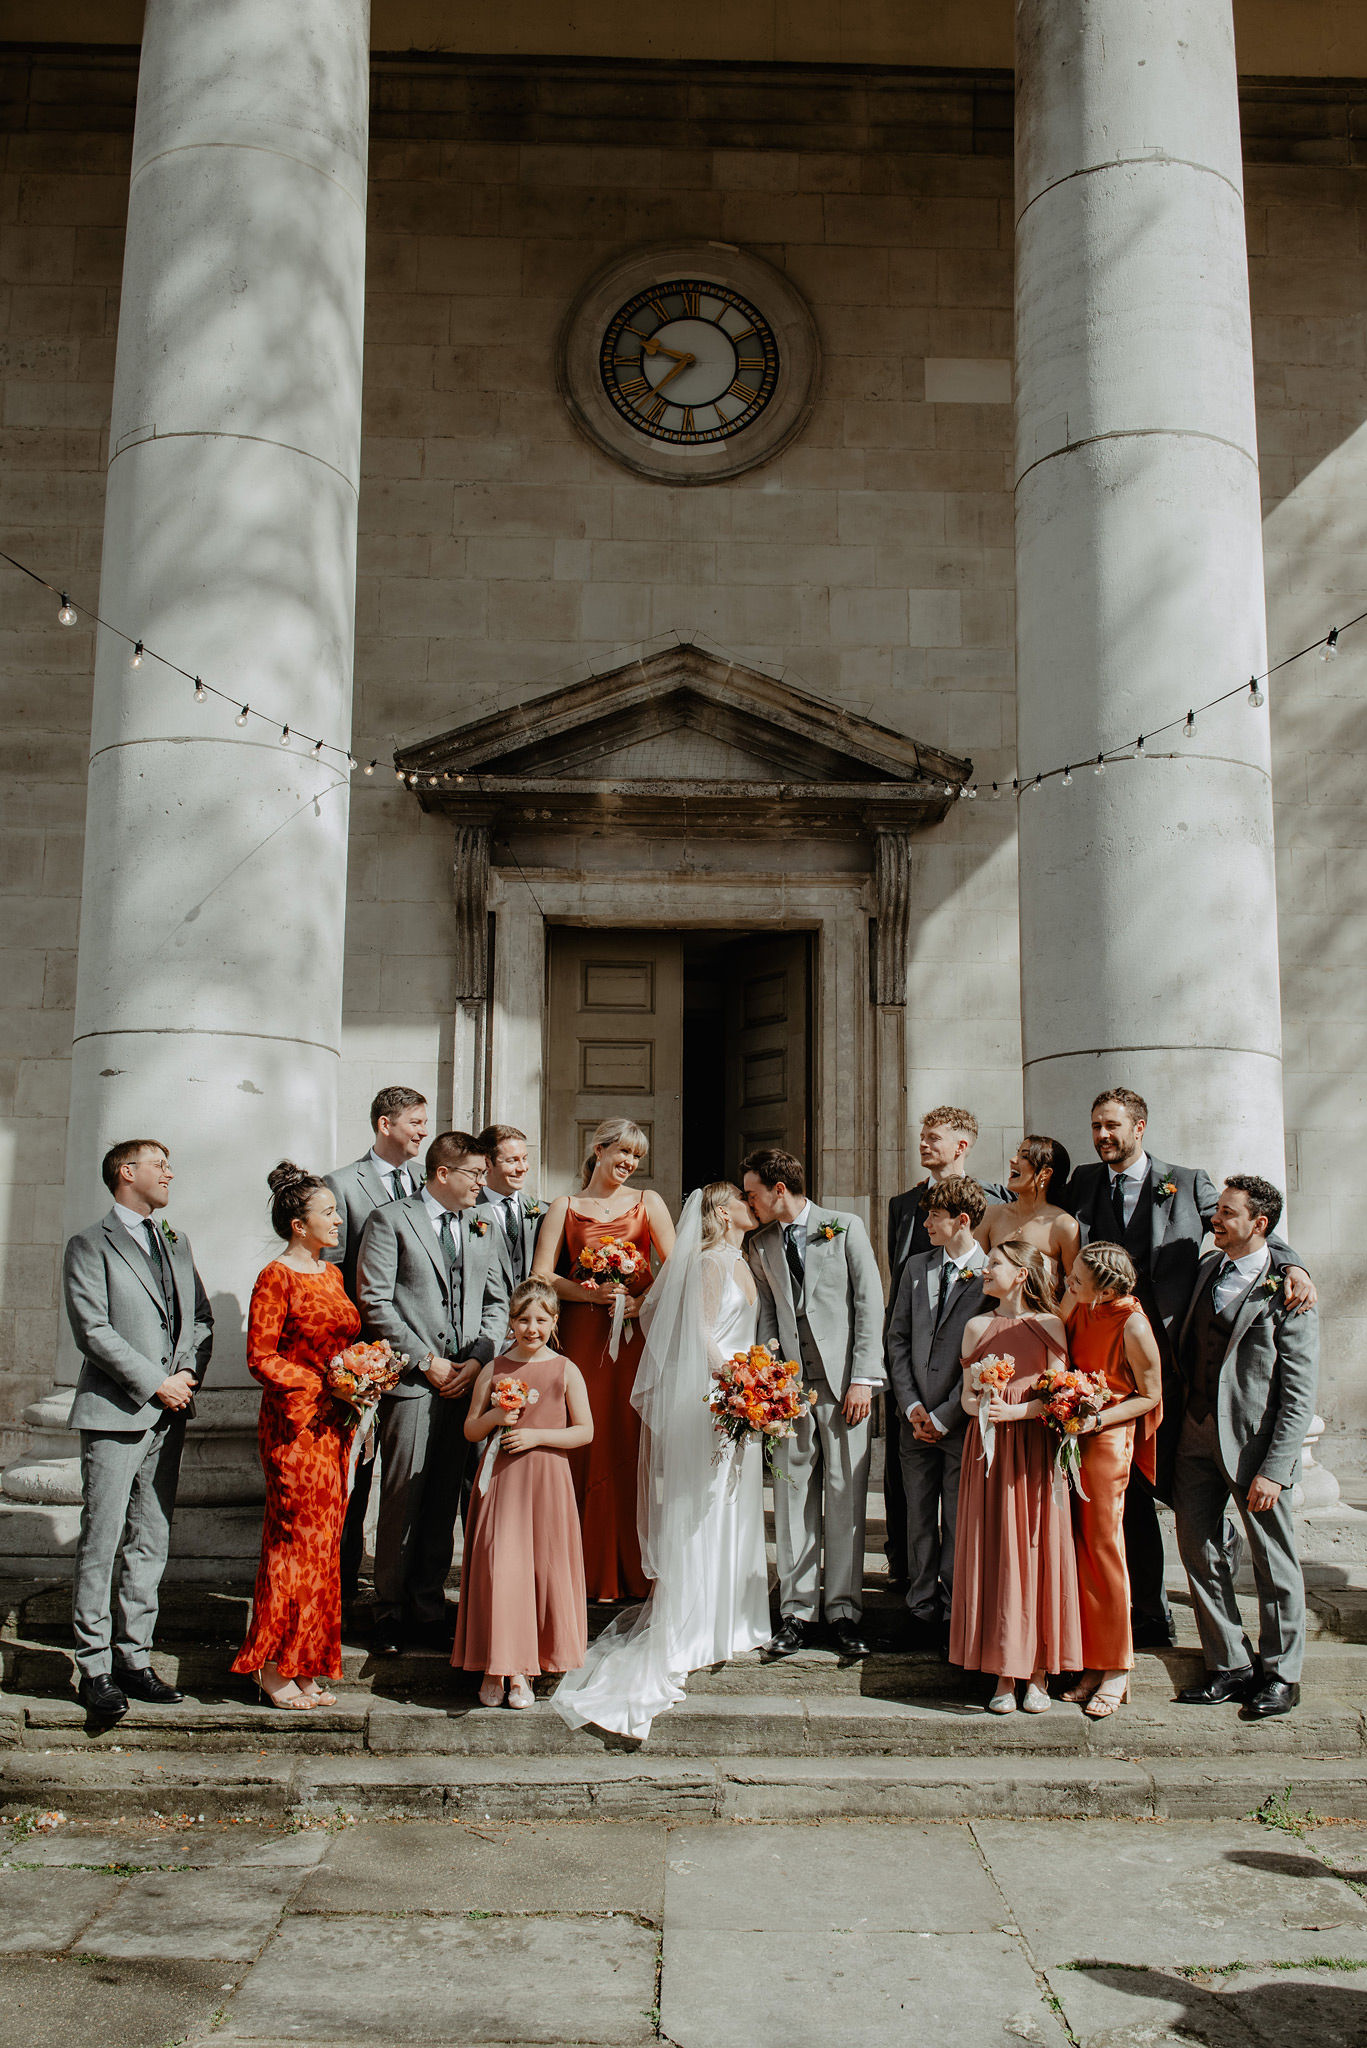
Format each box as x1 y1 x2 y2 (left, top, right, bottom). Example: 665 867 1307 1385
0 0 370 1563
1013 0 1285 1181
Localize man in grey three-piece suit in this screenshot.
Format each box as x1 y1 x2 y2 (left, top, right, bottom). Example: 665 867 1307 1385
743 1147 885 1660
1172 1175 1318 1720
63 1139 213 1718
325 1084 429 1599
885 1174 989 1649
474 1122 546 1294
357 1130 508 1655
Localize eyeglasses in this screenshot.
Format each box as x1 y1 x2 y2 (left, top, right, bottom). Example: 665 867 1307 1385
452 1165 487 1184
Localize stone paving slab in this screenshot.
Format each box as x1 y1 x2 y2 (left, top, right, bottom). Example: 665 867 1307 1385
0 1956 246 2048
972 1820 1367 1966
715 1754 1157 1819
1148 1762 1367 1822
77 1866 310 1961
292 1818 667 1919
213 1913 659 2043
0 1865 124 1952
661 1928 1071 2047
0 1820 327 1868
1044 1962 1262 2045
662 1820 1002 1931
1 1747 296 1817
1201 1964 1367 2046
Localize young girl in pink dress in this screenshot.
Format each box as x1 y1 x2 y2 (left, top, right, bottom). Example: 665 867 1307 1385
454 1278 593 1709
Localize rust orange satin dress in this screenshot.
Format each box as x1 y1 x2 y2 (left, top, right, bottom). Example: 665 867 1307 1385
231 1261 360 1682
1069 1294 1160 1672
559 1199 654 1602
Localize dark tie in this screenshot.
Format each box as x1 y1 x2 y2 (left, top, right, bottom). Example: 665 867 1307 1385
141 1219 173 1320
390 1167 410 1201
503 1198 523 1282
934 1261 960 1330
438 1211 460 1276
1110 1174 1128 1222
783 1224 805 1300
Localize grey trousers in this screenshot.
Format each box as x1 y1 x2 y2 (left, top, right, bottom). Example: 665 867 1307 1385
73 1416 186 1678
898 1425 964 1620
373 1387 472 1623
1174 1409 1306 1683
772 1375 871 1624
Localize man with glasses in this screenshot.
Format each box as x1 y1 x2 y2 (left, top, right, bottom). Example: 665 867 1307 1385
357 1131 508 1655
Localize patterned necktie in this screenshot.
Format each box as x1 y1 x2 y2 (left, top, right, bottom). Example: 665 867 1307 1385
783 1224 805 1300
1110 1174 1130 1224
934 1260 961 1329
502 1197 523 1282
142 1219 172 1318
438 1210 460 1273
390 1166 409 1202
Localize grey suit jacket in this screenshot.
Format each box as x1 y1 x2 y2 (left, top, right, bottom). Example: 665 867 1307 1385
356 1195 508 1396
885 1250 987 1437
64 1211 214 1433
748 1206 885 1399
325 1152 418 1302
1174 1250 1319 1491
476 1187 547 1290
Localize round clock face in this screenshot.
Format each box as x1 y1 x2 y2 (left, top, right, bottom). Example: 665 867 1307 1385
558 244 819 484
599 280 780 445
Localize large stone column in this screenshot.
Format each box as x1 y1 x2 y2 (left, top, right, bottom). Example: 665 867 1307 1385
1013 0 1286 1181
0 0 370 1568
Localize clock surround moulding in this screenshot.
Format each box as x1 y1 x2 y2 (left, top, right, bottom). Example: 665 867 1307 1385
556 242 821 484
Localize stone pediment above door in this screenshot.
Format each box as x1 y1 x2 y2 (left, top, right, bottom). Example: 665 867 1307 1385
394 643 970 834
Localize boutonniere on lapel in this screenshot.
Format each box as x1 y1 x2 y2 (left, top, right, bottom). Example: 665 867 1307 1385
469 1216 491 1238
160 1219 178 1247
814 1220 847 1242
523 1199 543 1221
1260 1269 1283 1301
1154 1177 1178 1202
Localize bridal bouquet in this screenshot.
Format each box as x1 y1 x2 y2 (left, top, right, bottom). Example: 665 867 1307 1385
1031 1360 1113 1501
967 1354 1016 1469
574 1235 648 1359
708 1343 814 1478
327 1340 407 1491
477 1374 542 1496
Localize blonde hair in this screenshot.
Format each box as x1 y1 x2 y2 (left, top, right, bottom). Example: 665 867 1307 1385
509 1276 559 1327
994 1236 1059 1316
579 1117 649 1189
1076 1241 1137 1300
700 1181 742 1248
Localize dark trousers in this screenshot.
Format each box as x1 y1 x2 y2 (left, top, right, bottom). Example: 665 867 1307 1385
882 1395 908 1581
339 1453 372 1601
1123 1463 1174 1636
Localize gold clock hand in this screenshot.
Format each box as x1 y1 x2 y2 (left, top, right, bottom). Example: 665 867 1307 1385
653 352 696 394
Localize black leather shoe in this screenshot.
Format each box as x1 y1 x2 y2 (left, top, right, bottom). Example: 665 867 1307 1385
1242 1677 1300 1718
831 1620 872 1659
1177 1664 1258 1705
764 1618 809 1657
78 1673 128 1718
1132 1618 1178 1650
113 1663 183 1705
372 1618 404 1658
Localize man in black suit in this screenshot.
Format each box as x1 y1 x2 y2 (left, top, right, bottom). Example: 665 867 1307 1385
885 1175 988 1650
1065 1087 1314 1648
883 1108 1009 1589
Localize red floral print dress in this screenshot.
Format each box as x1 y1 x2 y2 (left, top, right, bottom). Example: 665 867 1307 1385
232 1260 361 1682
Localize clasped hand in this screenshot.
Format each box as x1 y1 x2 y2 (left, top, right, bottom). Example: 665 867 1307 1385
984 1390 1030 1425
427 1357 479 1399
154 1369 196 1411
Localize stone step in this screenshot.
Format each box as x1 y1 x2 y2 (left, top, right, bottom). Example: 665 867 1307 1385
5 1744 1367 1826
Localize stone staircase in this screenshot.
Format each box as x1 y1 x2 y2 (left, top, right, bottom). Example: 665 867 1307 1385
5 1496 1367 1824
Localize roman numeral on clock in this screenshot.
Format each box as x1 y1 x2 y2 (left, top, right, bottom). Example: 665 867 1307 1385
617 374 650 398
727 378 756 401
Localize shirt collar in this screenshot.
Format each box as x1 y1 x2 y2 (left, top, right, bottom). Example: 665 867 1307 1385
420 1185 451 1226
370 1148 411 1187
1221 1242 1271 1281
788 1200 812 1234
113 1199 154 1237
1111 1152 1149 1186
936 1240 985 1274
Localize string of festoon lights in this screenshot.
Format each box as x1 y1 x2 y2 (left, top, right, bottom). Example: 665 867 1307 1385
4 544 1363 801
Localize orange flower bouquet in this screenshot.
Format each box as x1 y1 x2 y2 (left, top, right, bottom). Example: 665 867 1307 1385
327 1339 407 1492
477 1373 542 1497
1031 1360 1113 1500
573 1235 649 1359
967 1353 1015 1468
708 1342 815 1478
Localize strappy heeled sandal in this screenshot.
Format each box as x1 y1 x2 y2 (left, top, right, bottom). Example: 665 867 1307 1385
1061 1673 1100 1705
254 1671 317 1711
1083 1677 1130 1719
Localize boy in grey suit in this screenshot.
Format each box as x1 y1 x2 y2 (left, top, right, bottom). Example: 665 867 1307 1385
63 1140 213 1717
743 1147 885 1660
1172 1176 1318 1719
885 1175 988 1650
357 1130 509 1654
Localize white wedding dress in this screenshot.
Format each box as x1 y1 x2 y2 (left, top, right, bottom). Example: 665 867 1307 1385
554 1200 771 1740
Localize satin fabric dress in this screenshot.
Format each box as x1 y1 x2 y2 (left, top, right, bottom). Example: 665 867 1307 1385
232 1261 360 1682
453 1350 588 1679
559 1198 654 1601
950 1314 1084 1679
1068 1294 1159 1671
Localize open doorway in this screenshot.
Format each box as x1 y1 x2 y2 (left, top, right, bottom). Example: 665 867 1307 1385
544 927 813 1211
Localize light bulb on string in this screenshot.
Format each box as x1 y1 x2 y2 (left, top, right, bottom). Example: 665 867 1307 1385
1248 677 1265 707
347 755 358 772
129 641 144 669
989 781 1002 800
1134 735 1146 760
1094 754 1106 775
363 761 376 776
394 767 405 783
1322 626 1339 662
1030 773 1043 794
279 724 291 745
57 593 77 626
1183 710 1196 737
193 677 206 703
236 704 249 726
454 774 464 784
965 784 978 800
1061 765 1073 787
310 739 323 760
1011 777 1020 796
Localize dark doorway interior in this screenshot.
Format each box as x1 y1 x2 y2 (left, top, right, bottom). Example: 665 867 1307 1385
681 932 812 1198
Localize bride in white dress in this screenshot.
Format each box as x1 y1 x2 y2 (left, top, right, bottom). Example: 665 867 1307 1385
553 1181 771 1740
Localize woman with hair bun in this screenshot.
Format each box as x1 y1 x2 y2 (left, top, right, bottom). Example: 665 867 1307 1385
231 1162 360 1709
533 1117 675 1602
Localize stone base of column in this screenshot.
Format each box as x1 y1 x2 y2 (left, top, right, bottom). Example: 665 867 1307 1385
0 1388 265 1585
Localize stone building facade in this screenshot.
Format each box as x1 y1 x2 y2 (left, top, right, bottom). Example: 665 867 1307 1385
1 4 1365 1562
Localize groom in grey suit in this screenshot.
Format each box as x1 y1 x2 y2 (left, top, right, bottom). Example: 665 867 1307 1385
357 1130 508 1654
743 1147 885 1659
63 1139 213 1717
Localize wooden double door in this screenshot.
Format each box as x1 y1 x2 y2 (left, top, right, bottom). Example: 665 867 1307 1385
545 928 811 1215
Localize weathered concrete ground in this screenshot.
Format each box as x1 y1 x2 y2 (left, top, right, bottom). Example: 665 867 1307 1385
4 1813 1367 2046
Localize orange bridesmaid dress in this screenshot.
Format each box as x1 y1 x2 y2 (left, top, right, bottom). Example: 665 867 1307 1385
1068 1294 1160 1672
558 1199 654 1602
231 1261 360 1683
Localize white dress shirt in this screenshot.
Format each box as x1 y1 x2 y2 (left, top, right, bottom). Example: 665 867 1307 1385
371 1149 416 1203
113 1198 159 1247
420 1184 462 1263
1109 1152 1150 1226
489 1189 521 1233
1212 1241 1270 1314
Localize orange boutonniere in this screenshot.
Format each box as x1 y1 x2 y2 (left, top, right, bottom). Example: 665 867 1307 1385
815 1220 847 1241
160 1219 178 1247
1155 1177 1178 1201
470 1216 490 1237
